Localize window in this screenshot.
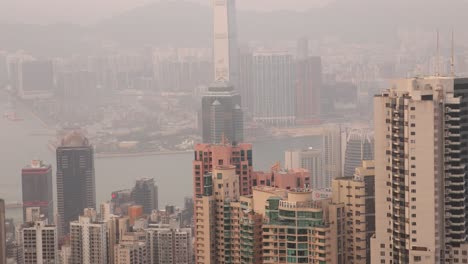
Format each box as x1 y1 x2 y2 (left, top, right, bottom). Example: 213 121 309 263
411 123 416 127
410 107 416 111
411 189 416 193
412 198 416 202
411 181 416 184
411 132 416 136
414 256 422 262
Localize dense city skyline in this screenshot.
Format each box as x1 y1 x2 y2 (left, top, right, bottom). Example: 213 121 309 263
2 0 468 263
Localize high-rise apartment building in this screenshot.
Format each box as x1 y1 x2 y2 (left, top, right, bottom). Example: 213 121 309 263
331 160 375 264
193 142 252 197
261 188 333 264
285 148 323 188
371 77 468 263
343 128 374 177
115 241 147 264
194 165 240 264
253 53 295 126
213 0 238 85
201 81 243 145
114 233 147 264
0 199 5 264
322 125 343 187
21 160 53 223
132 178 158 214
56 131 96 235
145 224 192 264
69 209 107 264
19 220 58 264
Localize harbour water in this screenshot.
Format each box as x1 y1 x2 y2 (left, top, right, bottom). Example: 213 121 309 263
0 94 321 221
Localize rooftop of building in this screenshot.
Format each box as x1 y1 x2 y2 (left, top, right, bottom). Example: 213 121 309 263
60 131 90 147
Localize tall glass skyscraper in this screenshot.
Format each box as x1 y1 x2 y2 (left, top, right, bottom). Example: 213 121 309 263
56 131 96 235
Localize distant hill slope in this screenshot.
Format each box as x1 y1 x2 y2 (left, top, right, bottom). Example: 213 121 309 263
1 0 467 56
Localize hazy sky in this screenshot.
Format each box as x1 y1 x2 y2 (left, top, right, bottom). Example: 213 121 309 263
0 0 329 25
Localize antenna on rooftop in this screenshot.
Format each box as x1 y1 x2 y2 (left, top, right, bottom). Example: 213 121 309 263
451 28 455 77
436 29 440 77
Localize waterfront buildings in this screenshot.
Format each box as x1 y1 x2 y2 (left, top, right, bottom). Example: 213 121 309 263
0 199 5 264
253 52 295 126
371 77 468 263
285 148 323 189
69 209 107 264
132 178 159 214
213 0 238 86
17 59 54 100
200 81 244 145
19 220 58 264
331 160 375 264
145 224 192 264
295 42 322 123
343 128 374 177
193 142 253 197
56 131 96 235
21 159 53 223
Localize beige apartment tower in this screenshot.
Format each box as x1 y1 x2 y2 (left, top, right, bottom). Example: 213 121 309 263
371 77 468 263
331 160 375 264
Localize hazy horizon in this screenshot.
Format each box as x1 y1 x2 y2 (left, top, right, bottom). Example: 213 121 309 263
0 0 330 25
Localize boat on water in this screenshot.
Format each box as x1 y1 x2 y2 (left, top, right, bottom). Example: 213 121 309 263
3 111 23 121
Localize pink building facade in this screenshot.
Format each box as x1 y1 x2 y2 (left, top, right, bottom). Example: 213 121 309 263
253 164 310 190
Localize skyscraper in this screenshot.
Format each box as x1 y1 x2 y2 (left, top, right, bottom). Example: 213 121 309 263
19 220 58 264
253 52 295 126
213 0 238 86
322 125 343 187
21 159 53 223
343 128 374 177
132 178 158 214
201 81 244 145
371 77 468 263
285 148 323 189
0 199 5 264
56 131 96 235
70 209 107 264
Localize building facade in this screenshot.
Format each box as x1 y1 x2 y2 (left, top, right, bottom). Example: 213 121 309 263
21 160 53 223
193 143 253 197
19 220 58 264
285 148 323 189
213 0 238 85
201 82 243 145
322 125 343 188
331 160 375 264
252 53 295 126
343 128 374 178
145 224 192 264
0 199 5 264
132 178 158 214
69 209 107 264
295 56 322 123
371 77 468 263
56 131 96 235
